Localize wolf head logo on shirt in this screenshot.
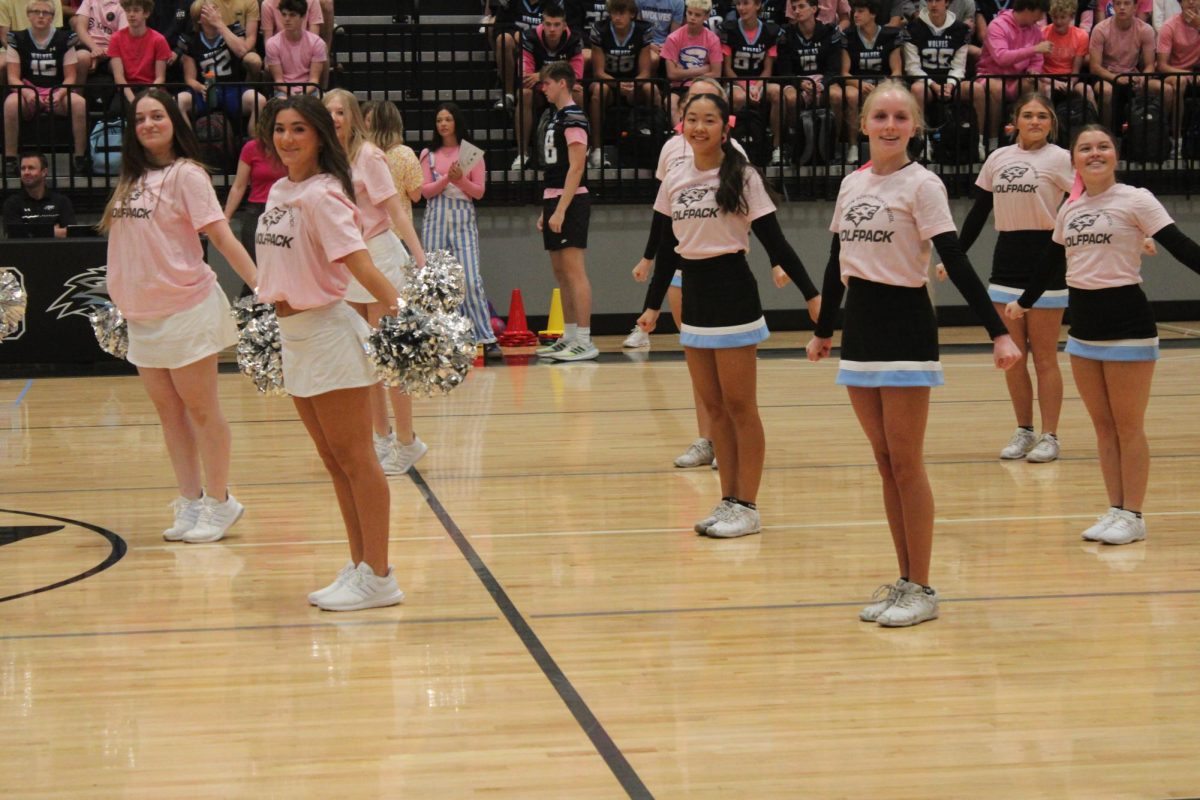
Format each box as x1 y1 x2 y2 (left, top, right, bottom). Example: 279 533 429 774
259 205 291 229
1068 212 1102 233
677 186 712 208
844 200 883 227
999 165 1030 182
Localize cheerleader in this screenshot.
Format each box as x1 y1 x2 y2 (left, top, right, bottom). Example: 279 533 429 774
322 90 429 476
637 91 821 539
947 93 1074 462
256 94 405 611
1007 124 1200 546
100 89 258 544
807 80 1022 626
419 102 496 355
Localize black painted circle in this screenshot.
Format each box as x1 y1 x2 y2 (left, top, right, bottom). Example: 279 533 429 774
0 507 127 603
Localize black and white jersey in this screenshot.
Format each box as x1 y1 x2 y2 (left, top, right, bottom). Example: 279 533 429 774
590 18 653 78
7 28 77 87
181 25 246 82
760 0 790 25
843 25 906 76
720 19 781 77
543 104 590 191
707 0 735 32
775 21 844 77
904 15 969 80
495 0 544 31
579 1 607 45
523 24 583 71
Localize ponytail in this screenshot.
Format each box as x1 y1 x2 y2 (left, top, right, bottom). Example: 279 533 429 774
715 137 750 216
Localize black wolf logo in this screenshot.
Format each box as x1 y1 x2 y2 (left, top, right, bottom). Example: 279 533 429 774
46 266 111 320
1068 212 1102 233
844 200 883 227
677 186 712 208
259 206 290 229
999 164 1030 182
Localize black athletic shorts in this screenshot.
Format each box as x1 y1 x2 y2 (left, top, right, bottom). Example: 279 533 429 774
542 193 590 251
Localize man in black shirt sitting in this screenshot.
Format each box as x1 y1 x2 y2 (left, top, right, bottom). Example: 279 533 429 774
2 153 77 238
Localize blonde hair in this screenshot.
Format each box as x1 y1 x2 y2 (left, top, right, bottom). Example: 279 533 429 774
859 78 924 137
686 76 727 100
25 0 53 12
1048 0 1076 15
322 89 369 163
685 0 712 11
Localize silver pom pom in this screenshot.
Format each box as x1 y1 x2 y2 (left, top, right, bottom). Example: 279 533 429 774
89 302 129 359
367 305 474 397
401 249 466 314
0 268 27 341
230 293 274 329
235 301 286 396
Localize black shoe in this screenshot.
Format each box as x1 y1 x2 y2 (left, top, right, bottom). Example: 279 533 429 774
484 342 503 359
73 156 93 176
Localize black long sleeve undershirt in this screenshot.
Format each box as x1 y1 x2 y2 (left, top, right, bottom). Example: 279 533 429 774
750 213 819 300
814 235 844 339
643 211 680 312
958 188 994 254
643 212 666 260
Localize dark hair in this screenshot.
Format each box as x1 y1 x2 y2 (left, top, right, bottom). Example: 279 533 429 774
1012 0 1048 12
278 0 308 15
120 0 155 12
1069 122 1118 155
850 0 885 24
428 102 468 152
606 0 638 12
680 93 759 216
542 1 566 18
20 152 48 169
265 93 356 201
540 60 577 89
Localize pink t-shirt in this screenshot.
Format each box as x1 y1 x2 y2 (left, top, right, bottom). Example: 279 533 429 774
653 160 775 259
255 173 366 309
976 143 1073 232
655 132 746 180
817 0 851 26
831 162 957 288
1090 16 1155 73
107 26 171 84
660 26 723 86
107 161 225 321
76 0 127 51
238 139 288 204
1042 25 1089 74
1157 14 1200 70
1053 183 1174 290
351 142 399 240
265 30 328 85
419 144 486 202
260 0 324 38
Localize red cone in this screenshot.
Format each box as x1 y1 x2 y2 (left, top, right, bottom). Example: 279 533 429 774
497 289 539 347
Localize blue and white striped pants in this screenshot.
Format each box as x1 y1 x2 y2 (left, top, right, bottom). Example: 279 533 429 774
422 194 494 344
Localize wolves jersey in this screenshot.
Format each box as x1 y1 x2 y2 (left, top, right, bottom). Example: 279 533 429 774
543 104 590 191
904 16 969 80
8 28 77 88
720 19 781 77
580 1 607 45
523 24 583 71
843 25 906 76
181 24 247 82
775 21 843 77
590 18 653 78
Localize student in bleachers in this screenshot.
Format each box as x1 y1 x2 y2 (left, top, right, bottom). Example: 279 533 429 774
1041 0 1094 107
1097 0 1152 22
147 0 191 80
1156 0 1200 140
222 99 286 269
176 0 265 130
265 0 327 95
837 0 906 163
721 0 784 162
580 0 608 65
197 0 260 79
1088 0 1156 128
72 0 125 85
514 1 584 169
777 0 845 145
638 0 685 75
662 0 724 123
588 0 656 167
904 0 970 133
260 0 320 40
3 0 90 176
816 0 852 28
973 0 1048 155
493 0 543 111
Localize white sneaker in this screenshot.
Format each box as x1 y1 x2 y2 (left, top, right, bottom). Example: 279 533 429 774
317 562 405 611
859 578 913 622
705 503 761 538
1081 507 1122 541
588 148 603 168
846 144 859 164
1025 433 1060 463
711 456 718 471
163 494 205 541
374 431 395 462
977 138 988 162
770 146 783 164
182 493 244 543
510 154 526 171
392 435 428 473
308 560 356 606
674 437 715 468
536 337 570 357
548 340 599 361
1000 427 1038 459
1094 509 1147 545
876 582 939 627
694 499 733 535
622 326 650 348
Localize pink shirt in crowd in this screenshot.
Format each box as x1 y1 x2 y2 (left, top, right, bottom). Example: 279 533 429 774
1091 16 1155 73
107 161 225 321
521 25 586 78
817 0 850 26
255 173 366 309
831 162 957 288
1042 24 1090 74
108 26 171 84
351 142 399 241
976 10 1045 75
1156 13 1200 70
76 0 127 51
238 139 288 204
1054 183 1174 290
260 0 324 37
654 160 775 259
419 144 486 202
265 30 328 85
660 25 723 86
976 143 1074 232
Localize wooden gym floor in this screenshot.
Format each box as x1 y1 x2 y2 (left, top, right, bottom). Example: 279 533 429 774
2 329 1200 798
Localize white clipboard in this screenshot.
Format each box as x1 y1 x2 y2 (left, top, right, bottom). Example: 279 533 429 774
457 140 484 173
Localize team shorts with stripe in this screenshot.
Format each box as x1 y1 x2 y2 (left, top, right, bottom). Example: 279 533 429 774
837 277 943 387
1065 284 1159 362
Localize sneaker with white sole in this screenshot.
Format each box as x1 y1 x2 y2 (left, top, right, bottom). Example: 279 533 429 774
1025 432 1060 463
182 493 244 543
771 146 783 164
308 560 357 606
711 457 718 471
317 562 405 611
1094 509 1146 545
373 431 396 463
694 499 733 535
859 578 913 622
622 326 650 348
705 503 761 538
674 438 715 468
510 153 526 170
1081 507 1122 541
536 338 570 357
392 436 428 473
876 582 939 627
1000 427 1038 459
846 143 859 164
163 494 205 541
547 340 599 361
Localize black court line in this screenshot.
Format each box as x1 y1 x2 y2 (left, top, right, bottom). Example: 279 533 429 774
0 615 498 642
409 467 653 800
0 507 127 603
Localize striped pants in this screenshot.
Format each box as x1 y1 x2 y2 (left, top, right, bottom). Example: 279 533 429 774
422 194 494 344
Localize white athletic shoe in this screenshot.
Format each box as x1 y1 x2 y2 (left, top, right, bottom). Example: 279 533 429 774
308 560 357 606
163 494 205 541
622 326 650 348
1000 427 1038 459
1081 507 1122 541
374 431 396 463
548 340 599 361
705 503 761 538
674 438 715 468
711 456 718 471
859 578 913 622
1094 509 1147 545
182 493 244 543
1025 433 1060 463
588 148 604 168
876 582 939 627
694 499 733 535
846 144 859 164
536 338 571 357
317 562 405 611
392 436 428 473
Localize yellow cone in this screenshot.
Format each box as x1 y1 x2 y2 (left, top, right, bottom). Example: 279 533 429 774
539 288 565 337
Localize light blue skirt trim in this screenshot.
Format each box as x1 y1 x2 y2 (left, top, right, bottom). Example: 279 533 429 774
679 317 769 349
670 270 683 289
836 359 945 388
1065 336 1159 362
987 284 1069 309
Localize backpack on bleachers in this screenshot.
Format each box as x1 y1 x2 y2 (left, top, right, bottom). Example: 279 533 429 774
926 100 978 166
1123 95 1169 163
1182 96 1200 160
730 107 770 168
195 112 234 170
613 105 670 169
1055 96 1098 145
792 108 833 166
89 118 124 175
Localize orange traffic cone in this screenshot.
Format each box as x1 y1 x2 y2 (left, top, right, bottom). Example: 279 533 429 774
497 289 539 347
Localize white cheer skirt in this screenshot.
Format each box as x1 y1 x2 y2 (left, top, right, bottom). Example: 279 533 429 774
277 301 379 398
126 284 237 369
344 229 410 303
